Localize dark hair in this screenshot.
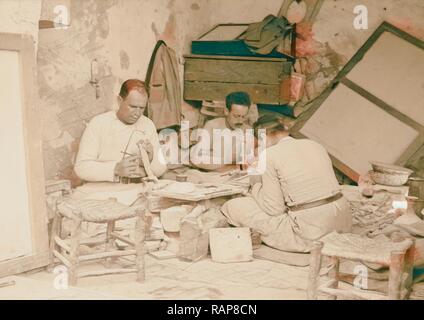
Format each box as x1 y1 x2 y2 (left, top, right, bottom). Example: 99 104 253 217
253 114 287 138
225 91 251 111
119 79 148 99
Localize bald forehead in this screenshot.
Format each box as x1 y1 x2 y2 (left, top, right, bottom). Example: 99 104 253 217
126 89 147 101
125 90 148 107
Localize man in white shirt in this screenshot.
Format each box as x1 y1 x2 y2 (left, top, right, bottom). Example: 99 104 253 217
190 91 255 172
221 114 352 252
74 79 167 183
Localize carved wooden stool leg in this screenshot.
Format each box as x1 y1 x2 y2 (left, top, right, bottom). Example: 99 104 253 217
105 221 116 268
307 241 324 300
404 240 416 299
135 209 146 283
326 256 339 300
68 218 82 286
388 251 406 300
57 215 64 243
47 213 60 272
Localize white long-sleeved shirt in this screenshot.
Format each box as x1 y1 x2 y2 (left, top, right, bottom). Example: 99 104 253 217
74 111 167 182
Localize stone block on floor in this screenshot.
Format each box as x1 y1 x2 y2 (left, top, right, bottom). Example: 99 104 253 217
209 227 253 263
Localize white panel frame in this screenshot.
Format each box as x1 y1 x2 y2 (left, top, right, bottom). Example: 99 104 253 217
291 22 424 182
0 33 49 278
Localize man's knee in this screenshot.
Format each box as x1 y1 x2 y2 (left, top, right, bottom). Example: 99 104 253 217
221 197 246 225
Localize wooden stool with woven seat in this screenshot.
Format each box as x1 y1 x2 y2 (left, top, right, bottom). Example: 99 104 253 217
48 196 147 286
307 232 415 300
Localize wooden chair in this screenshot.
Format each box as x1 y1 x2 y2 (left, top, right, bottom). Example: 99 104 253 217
48 196 147 286
307 232 415 300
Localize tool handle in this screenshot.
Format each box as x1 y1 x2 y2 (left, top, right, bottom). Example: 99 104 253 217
138 145 157 182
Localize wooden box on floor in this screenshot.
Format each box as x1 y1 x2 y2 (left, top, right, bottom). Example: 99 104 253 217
183 54 293 104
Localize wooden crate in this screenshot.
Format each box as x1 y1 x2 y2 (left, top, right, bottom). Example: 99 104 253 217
183 54 292 104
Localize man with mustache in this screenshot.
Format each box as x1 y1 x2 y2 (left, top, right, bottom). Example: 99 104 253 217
74 79 167 183
190 91 254 172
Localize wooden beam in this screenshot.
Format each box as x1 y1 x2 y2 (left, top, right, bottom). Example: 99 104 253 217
78 268 137 279
79 237 107 246
318 286 387 300
184 54 288 63
290 22 424 182
291 131 360 182
0 252 49 279
39 20 69 30
195 23 250 40
54 236 71 253
292 22 424 132
341 78 424 168
184 81 285 104
39 20 55 29
341 78 424 133
388 251 406 300
397 135 424 167
79 250 136 262
52 250 71 269
326 257 339 300
307 241 323 300
0 33 49 278
111 232 134 246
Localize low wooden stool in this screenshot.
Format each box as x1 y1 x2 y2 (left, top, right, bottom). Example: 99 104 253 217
307 232 415 300
49 196 147 286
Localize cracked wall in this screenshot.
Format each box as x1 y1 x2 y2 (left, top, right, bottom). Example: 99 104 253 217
37 0 214 186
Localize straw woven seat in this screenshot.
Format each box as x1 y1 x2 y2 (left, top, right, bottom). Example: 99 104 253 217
320 232 413 266
49 195 146 286
307 232 415 300
57 197 139 223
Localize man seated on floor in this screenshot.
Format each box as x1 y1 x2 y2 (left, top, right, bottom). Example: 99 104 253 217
74 79 167 183
221 114 352 253
190 91 255 173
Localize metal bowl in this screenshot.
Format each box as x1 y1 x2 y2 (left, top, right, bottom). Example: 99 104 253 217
369 161 413 175
369 170 410 186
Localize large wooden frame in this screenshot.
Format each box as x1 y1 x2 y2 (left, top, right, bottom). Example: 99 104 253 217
0 33 49 278
291 22 424 182
184 54 292 104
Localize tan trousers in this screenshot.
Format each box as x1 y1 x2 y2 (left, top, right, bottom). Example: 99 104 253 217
221 196 352 252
